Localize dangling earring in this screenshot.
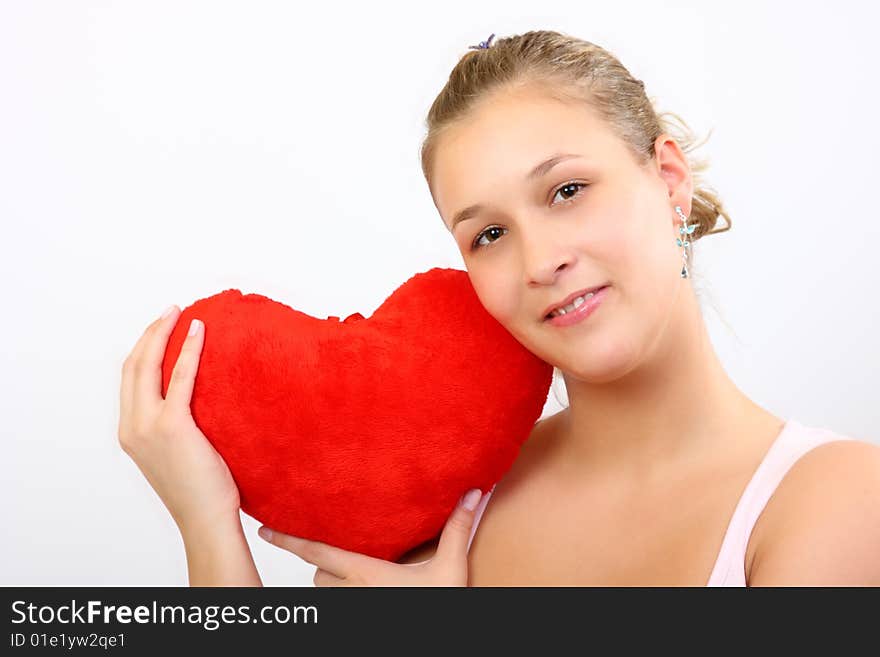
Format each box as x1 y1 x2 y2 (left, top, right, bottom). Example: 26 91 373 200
675 205 696 278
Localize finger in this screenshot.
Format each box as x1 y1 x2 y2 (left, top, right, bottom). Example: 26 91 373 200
163 317 205 413
434 488 483 563
120 353 134 436
258 527 375 579
313 568 348 587
120 306 177 433
132 305 180 407
128 306 178 369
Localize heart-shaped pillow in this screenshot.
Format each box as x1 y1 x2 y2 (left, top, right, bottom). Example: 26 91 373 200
161 267 552 561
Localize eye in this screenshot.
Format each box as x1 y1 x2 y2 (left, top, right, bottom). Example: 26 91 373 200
470 182 589 252
552 181 588 205
472 225 507 250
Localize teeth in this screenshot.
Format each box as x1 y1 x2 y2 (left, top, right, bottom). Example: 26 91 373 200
549 292 595 318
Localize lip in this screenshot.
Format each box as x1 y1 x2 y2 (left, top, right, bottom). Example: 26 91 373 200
543 285 610 327
542 284 610 320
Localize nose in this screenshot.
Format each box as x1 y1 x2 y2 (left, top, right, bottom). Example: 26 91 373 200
522 230 576 286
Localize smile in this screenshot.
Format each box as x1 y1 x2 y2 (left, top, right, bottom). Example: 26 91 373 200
544 286 609 327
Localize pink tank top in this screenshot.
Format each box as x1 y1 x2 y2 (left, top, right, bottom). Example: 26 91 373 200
465 418 861 586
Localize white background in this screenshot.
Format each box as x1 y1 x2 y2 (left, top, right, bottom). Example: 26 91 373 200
1 1 877 586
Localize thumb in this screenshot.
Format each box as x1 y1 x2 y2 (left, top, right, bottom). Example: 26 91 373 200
434 488 483 562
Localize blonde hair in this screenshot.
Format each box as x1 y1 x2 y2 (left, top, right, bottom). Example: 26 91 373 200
420 30 734 408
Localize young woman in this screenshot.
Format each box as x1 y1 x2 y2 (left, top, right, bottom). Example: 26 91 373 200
118 30 880 586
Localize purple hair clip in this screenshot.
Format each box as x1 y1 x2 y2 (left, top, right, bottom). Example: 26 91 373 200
468 33 495 50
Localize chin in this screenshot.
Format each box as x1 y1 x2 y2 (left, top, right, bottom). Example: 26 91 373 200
552 338 640 385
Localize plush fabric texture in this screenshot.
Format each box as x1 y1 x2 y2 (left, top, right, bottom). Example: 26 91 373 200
161 267 552 561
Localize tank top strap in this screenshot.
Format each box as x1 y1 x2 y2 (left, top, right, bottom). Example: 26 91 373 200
706 418 860 586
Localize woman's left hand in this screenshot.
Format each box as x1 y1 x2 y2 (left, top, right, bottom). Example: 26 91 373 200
257 488 484 586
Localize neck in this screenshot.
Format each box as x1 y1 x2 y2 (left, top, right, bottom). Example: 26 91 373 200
555 281 776 483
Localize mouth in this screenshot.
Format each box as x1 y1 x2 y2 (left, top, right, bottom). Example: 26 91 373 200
543 284 610 321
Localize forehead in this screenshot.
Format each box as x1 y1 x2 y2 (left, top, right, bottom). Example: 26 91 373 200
432 89 621 227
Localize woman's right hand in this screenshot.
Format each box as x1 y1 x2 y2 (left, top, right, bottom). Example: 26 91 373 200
118 305 242 537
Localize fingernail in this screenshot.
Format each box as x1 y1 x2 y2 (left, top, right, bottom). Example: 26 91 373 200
188 319 201 336
160 305 175 319
460 488 481 511
258 526 272 541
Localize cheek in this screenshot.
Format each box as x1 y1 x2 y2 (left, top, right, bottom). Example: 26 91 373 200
612 205 680 327
607 181 672 283
469 269 519 325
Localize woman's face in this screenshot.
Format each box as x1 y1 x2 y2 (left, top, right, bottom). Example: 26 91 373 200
430 86 694 382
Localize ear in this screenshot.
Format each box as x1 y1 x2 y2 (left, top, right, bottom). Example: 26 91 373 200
652 134 693 221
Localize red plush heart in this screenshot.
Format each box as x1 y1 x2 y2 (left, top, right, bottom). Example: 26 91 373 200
161 267 552 561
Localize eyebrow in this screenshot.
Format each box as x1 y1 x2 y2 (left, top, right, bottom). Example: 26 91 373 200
449 153 583 232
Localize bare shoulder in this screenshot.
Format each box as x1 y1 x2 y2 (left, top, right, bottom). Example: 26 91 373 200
749 437 880 585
